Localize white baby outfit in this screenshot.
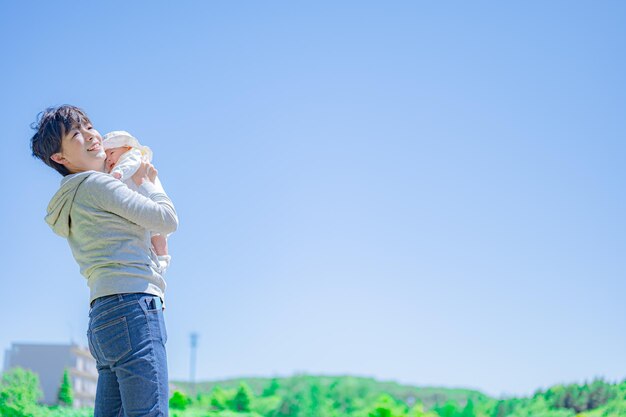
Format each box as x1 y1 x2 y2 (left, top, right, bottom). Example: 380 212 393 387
102 131 172 272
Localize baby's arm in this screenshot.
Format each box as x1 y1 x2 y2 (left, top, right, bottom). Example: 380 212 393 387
152 234 168 256
152 234 171 272
149 176 172 272
111 148 143 181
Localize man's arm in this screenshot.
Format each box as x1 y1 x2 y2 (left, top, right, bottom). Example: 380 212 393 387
89 173 178 235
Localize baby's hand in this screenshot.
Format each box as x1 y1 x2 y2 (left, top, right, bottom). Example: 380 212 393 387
112 172 122 180
132 161 158 186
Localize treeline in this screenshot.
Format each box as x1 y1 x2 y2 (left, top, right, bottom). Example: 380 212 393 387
176 375 486 412
492 379 626 417
2 368 626 417
170 375 626 417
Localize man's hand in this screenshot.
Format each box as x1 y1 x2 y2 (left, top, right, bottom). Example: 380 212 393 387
132 161 158 186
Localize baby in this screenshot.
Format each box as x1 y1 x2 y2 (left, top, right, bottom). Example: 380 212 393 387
103 131 171 272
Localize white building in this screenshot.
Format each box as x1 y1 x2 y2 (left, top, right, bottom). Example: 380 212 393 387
3 343 97 408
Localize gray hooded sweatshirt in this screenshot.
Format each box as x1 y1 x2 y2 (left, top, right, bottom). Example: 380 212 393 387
46 171 178 303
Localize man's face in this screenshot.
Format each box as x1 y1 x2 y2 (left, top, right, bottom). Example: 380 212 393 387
51 122 106 174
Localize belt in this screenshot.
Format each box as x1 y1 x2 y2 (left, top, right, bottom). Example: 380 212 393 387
90 293 163 309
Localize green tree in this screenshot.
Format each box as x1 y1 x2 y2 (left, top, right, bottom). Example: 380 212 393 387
169 390 191 410
409 402 439 417
573 385 590 413
0 367 43 417
491 401 505 417
253 395 283 416
460 399 475 417
588 379 615 409
328 378 362 415
272 391 303 417
57 368 74 406
231 383 253 412
263 378 281 397
432 401 459 417
209 386 229 411
309 383 332 417
368 394 407 417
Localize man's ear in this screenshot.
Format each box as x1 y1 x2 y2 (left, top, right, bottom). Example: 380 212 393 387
50 152 67 165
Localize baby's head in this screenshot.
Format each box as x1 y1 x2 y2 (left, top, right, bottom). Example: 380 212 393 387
102 131 152 174
105 146 132 173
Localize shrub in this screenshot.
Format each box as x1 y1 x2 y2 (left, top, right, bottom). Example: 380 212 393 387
0 367 43 417
170 390 191 410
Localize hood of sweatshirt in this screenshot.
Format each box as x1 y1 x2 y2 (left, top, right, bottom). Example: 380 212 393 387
45 171 95 237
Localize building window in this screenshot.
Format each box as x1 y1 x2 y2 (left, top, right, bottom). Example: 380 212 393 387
76 357 84 372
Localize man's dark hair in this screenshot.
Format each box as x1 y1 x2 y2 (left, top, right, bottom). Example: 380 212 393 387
30 105 92 176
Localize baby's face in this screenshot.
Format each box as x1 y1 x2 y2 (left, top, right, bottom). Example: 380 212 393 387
105 146 131 172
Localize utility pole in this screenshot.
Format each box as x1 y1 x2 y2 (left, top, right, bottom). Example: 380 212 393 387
190 332 199 396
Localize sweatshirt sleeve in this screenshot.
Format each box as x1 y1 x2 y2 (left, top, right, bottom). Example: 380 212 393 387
149 176 168 237
86 173 178 235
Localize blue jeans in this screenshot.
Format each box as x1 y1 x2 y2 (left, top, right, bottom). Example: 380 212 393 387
87 293 169 417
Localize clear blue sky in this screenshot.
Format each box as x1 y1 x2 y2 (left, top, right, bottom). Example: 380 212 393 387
1 1 624 397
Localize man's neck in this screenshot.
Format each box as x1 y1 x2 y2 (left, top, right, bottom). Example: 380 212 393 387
68 160 107 174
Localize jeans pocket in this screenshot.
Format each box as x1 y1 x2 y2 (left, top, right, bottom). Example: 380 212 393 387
140 296 167 345
146 310 168 345
93 316 132 363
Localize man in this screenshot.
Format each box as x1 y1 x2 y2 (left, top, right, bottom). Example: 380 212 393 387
31 105 178 416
